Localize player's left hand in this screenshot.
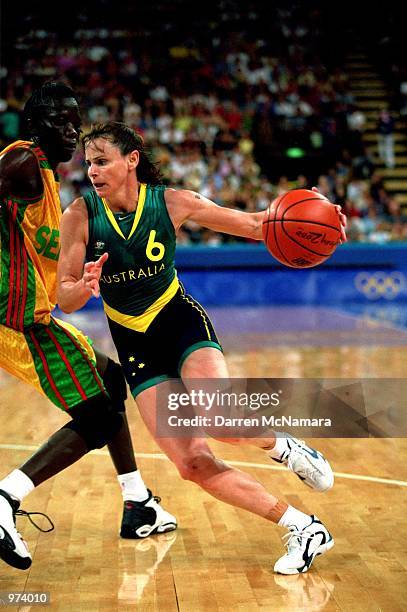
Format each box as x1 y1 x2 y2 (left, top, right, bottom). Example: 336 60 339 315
82 252 108 298
312 186 347 243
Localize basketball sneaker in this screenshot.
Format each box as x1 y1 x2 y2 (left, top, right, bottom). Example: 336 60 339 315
274 515 334 575
120 490 177 539
271 436 334 492
0 489 32 570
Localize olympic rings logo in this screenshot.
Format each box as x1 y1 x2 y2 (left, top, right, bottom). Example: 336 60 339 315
355 271 406 300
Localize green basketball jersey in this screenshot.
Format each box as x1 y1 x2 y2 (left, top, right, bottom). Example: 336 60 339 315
84 183 179 332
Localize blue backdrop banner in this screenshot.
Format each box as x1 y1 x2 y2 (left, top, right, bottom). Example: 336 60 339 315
175 244 407 306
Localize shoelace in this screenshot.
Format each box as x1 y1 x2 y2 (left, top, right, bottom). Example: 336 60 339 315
127 494 162 507
282 527 316 554
145 489 161 505
15 509 55 533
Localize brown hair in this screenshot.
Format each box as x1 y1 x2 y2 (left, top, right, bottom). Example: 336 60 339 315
82 122 163 185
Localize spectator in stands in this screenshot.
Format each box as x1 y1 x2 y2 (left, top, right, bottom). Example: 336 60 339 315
346 105 366 156
377 108 395 169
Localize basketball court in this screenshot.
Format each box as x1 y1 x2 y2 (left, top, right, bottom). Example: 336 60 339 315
0 302 406 611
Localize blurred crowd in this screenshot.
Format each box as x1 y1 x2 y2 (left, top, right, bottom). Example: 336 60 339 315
1 1 406 244
56 148 406 245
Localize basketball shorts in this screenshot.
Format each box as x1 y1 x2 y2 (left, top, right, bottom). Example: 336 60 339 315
0 316 105 411
107 288 222 397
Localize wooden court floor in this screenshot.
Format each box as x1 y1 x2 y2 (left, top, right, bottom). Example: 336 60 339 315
0 309 406 611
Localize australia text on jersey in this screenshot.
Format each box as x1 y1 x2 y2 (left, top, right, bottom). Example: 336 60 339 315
100 263 165 284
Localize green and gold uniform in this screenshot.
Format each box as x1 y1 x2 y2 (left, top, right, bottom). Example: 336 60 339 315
84 183 222 396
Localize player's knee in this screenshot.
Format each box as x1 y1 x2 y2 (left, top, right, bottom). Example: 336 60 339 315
65 393 124 450
101 358 128 413
178 450 219 483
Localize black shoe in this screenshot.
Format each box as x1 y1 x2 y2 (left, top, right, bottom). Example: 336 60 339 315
120 490 177 539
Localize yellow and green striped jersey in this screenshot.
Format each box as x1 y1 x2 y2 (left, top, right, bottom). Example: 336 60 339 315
84 183 180 333
0 140 62 329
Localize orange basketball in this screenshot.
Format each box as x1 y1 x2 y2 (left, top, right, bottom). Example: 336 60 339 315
262 189 341 268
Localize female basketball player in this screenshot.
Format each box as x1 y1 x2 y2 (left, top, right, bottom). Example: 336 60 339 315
57 121 347 575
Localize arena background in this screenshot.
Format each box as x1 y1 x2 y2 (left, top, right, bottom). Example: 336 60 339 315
1 1 406 611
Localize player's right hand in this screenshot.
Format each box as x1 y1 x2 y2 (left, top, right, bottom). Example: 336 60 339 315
82 252 108 298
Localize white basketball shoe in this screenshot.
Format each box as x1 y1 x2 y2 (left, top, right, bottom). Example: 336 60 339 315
0 489 32 570
271 436 334 492
274 515 334 575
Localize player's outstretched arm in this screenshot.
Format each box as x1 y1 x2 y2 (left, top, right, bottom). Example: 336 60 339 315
165 189 264 240
57 198 108 313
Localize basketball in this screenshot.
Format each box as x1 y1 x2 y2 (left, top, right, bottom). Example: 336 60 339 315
262 189 342 268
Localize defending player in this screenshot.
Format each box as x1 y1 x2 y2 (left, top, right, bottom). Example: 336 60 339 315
0 84 176 572
58 121 346 575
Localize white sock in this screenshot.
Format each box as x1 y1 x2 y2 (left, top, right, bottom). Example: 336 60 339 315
0 469 35 502
117 470 149 502
278 506 312 531
267 433 289 460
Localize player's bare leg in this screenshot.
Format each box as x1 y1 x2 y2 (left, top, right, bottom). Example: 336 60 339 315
181 348 334 491
0 426 89 569
135 376 334 574
136 383 287 519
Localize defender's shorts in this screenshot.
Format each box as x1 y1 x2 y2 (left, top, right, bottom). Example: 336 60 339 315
0 316 105 411
107 288 222 397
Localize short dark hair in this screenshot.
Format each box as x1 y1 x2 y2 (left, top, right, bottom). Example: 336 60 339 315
82 122 163 185
23 81 78 124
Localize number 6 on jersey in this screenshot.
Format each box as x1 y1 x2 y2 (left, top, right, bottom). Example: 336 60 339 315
146 230 165 262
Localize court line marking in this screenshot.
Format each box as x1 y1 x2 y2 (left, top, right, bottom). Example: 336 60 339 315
1 443 406 488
